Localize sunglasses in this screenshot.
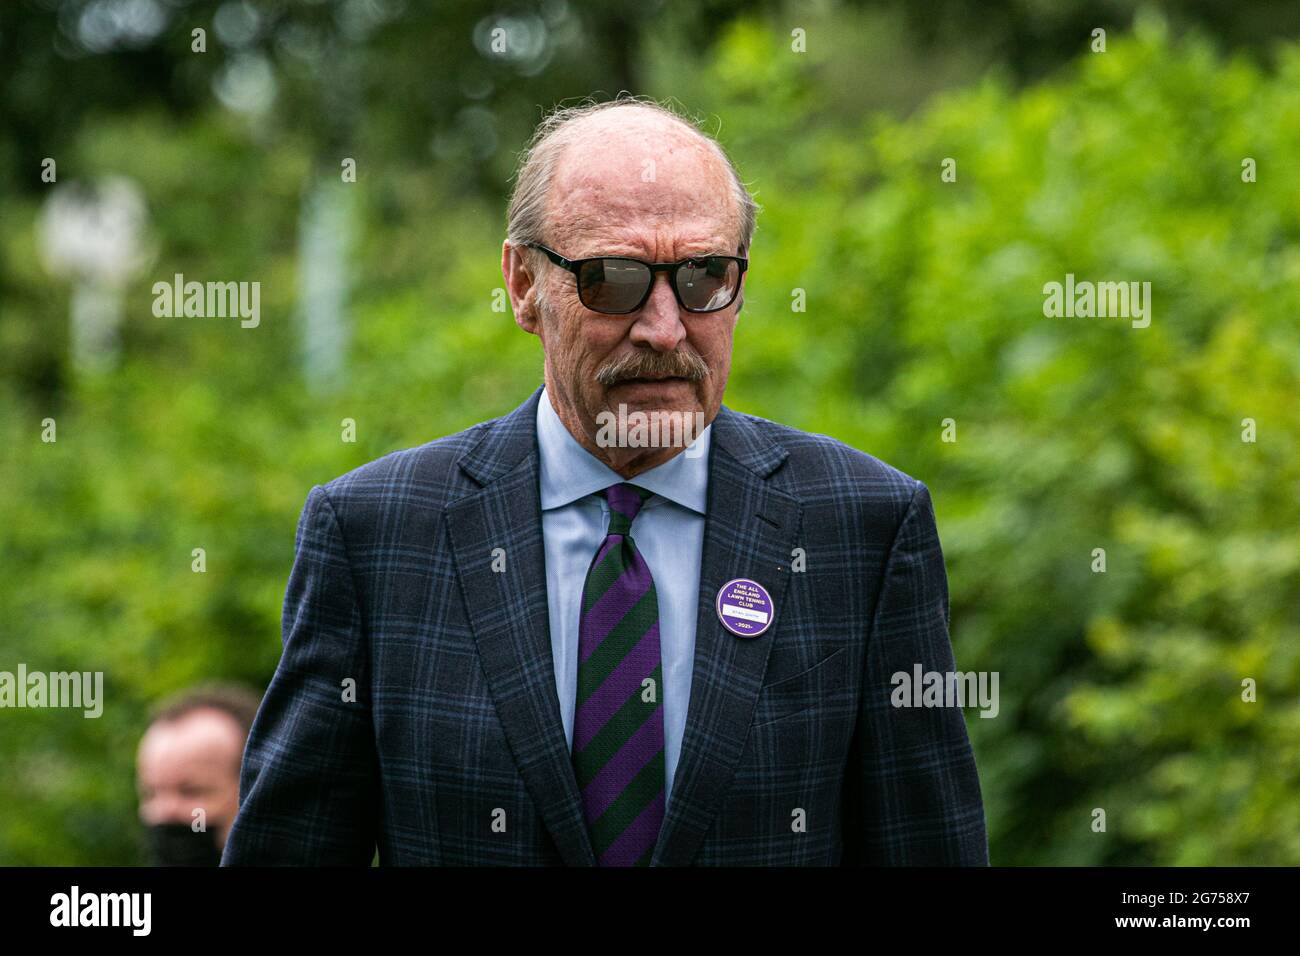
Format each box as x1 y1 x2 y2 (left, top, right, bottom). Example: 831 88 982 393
525 243 748 315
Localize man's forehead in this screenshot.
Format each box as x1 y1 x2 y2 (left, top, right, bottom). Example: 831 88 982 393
139 710 244 763
546 178 737 258
553 127 728 186
554 219 735 259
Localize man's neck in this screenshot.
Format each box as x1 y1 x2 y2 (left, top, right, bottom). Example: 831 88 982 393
544 386 699 480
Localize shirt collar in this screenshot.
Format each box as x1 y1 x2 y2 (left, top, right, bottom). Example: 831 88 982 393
536 386 711 515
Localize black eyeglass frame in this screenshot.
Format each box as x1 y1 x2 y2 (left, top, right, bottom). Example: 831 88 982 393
524 242 748 315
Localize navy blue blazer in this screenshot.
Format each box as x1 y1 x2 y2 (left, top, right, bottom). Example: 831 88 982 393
222 387 988 865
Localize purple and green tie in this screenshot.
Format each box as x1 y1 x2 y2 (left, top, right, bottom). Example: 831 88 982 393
573 483 665 867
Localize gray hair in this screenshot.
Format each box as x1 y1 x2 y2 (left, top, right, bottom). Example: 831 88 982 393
506 95 760 278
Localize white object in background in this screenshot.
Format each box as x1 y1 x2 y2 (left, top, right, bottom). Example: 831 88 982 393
38 177 150 373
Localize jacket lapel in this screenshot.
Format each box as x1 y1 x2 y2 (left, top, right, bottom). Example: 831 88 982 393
651 407 801 866
444 387 596 866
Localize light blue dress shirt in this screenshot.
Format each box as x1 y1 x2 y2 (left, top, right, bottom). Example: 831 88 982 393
536 387 711 808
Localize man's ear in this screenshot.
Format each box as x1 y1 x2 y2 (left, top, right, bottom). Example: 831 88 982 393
502 241 542 334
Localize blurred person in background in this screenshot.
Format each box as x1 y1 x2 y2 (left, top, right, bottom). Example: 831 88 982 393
136 683 261 866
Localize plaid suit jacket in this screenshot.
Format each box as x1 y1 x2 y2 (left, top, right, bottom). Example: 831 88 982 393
222 387 988 866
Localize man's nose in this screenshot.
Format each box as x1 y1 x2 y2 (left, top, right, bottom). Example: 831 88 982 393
628 272 687 352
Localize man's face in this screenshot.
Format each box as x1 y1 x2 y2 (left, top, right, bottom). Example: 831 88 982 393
508 113 745 462
136 708 244 848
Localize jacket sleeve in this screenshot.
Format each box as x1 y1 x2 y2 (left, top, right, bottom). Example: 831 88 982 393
221 485 380 865
841 481 989 865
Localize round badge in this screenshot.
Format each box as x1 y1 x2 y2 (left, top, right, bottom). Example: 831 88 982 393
715 578 775 638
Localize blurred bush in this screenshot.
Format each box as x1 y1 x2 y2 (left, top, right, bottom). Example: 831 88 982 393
715 14 1300 865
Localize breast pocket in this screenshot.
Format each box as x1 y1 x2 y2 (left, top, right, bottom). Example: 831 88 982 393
751 645 850 728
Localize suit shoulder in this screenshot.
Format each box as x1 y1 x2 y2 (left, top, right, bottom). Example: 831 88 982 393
730 410 923 505
314 417 494 509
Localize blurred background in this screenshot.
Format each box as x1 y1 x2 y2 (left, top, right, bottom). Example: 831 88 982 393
1 0 1298 865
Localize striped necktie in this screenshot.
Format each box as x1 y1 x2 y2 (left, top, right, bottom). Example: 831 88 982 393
573 483 665 866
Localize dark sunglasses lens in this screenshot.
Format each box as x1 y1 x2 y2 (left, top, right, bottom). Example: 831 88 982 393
578 259 651 313
676 257 740 311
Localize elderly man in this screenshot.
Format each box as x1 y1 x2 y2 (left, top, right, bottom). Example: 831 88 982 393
223 97 988 866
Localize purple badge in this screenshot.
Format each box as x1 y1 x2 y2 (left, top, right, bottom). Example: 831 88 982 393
715 578 774 638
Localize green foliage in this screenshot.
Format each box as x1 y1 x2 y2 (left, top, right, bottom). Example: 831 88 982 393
707 15 1300 865
1 14 1297 864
